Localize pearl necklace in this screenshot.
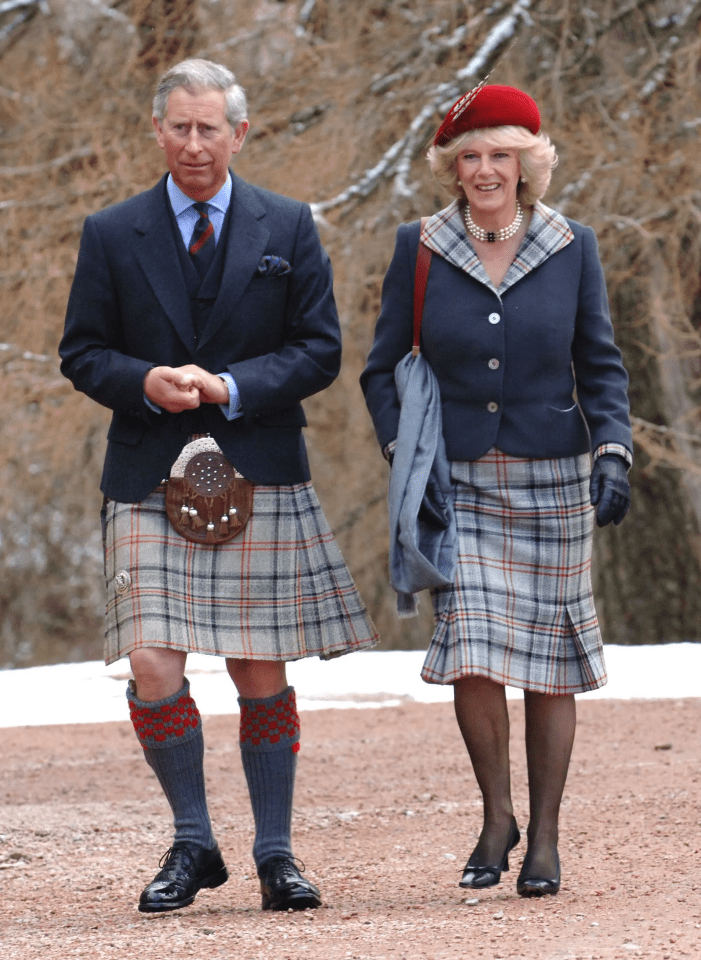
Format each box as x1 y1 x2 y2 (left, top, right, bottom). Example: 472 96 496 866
463 201 523 243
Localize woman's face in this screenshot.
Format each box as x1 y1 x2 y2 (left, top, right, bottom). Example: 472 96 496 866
456 138 521 222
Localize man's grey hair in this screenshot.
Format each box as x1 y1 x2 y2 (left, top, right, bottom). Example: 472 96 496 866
152 59 248 128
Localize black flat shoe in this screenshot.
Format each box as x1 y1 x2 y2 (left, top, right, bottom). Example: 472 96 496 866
459 817 521 889
516 851 561 897
138 842 229 913
258 856 322 911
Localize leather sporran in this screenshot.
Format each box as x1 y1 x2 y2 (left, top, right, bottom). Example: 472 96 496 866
165 437 253 544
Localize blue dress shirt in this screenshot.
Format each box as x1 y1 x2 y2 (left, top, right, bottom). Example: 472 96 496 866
145 174 242 420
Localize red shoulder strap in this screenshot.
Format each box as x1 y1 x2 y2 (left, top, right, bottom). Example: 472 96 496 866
413 217 432 357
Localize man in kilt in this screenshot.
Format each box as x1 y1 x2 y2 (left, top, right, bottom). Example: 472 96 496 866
59 58 377 914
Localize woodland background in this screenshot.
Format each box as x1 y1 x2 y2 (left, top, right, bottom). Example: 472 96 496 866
1 0 700 668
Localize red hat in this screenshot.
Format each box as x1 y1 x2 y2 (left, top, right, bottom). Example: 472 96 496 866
433 84 540 147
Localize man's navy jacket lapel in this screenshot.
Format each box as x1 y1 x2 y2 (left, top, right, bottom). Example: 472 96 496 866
131 177 195 352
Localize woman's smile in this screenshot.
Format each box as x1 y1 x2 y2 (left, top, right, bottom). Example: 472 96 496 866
456 137 521 227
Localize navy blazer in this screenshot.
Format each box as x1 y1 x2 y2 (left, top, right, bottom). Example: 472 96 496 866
60 173 341 500
360 202 632 463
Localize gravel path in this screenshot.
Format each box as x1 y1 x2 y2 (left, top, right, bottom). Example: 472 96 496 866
2 699 699 959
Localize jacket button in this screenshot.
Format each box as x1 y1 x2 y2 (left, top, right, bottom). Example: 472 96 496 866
488 312 500 324
487 401 499 413
488 358 500 370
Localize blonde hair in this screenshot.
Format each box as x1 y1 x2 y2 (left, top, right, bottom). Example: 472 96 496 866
427 125 558 207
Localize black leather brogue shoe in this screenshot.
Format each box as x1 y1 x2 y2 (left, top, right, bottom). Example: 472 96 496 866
138 842 229 913
257 856 322 911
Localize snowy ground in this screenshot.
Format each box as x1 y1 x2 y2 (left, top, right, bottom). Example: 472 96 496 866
2 643 699 727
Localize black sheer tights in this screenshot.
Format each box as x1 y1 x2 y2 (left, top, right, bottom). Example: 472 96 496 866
454 676 575 878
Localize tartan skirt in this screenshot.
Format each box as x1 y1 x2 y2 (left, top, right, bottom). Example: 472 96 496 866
102 482 378 666
422 449 607 694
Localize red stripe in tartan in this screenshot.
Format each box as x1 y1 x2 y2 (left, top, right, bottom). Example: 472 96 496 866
129 694 200 747
103 483 379 666
189 220 214 255
240 687 300 747
423 450 605 695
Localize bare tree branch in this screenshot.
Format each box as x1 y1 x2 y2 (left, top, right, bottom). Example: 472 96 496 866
369 2 511 96
0 0 40 13
632 416 701 477
311 0 532 218
298 0 316 29
198 28 262 58
0 10 30 42
0 146 95 177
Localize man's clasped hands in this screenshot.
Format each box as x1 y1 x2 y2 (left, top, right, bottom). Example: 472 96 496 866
144 365 230 413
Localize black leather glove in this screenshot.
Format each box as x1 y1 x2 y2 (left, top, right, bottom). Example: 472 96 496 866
589 454 631 527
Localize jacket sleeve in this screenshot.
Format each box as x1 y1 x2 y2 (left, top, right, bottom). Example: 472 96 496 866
360 222 419 451
225 203 341 420
572 225 633 458
59 215 158 422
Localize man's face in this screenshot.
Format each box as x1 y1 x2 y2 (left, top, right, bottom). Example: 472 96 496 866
152 87 248 201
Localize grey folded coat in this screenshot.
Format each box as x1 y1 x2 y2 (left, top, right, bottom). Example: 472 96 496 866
388 350 457 616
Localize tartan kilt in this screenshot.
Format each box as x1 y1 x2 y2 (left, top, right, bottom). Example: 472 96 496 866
102 482 378 666
422 449 606 695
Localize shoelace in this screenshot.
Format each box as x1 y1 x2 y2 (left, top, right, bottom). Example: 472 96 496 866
158 845 195 874
263 856 307 880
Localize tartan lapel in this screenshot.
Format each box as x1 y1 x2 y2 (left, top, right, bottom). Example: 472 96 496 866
420 200 575 293
504 202 575 290
421 201 487 282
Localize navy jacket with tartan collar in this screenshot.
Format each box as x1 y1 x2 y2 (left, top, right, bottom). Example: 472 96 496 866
360 201 632 464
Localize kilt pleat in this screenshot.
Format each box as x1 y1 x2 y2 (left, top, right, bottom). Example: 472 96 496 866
422 449 607 694
103 482 378 665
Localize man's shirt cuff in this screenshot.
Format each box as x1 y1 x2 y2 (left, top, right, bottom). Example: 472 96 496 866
218 371 242 420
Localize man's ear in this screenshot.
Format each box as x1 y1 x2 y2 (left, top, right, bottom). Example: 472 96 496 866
231 120 249 156
152 115 165 150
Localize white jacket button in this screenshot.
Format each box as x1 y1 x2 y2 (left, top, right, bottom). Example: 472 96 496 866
488 312 500 324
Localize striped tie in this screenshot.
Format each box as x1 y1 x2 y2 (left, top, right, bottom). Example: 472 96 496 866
189 202 215 278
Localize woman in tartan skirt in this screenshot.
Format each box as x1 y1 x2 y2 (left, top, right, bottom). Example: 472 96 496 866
361 85 632 898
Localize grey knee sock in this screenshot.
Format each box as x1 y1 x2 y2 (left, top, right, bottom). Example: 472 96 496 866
238 686 300 868
128 678 215 851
